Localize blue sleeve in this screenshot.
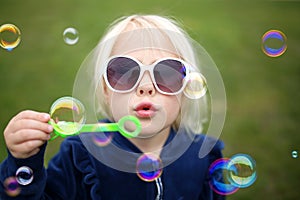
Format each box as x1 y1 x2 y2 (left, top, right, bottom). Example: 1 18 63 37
0 137 100 200
199 139 226 200
0 144 47 200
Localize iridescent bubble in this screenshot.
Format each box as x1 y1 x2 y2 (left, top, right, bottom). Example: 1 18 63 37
15 166 33 185
4 177 21 197
209 158 239 195
292 150 298 158
93 132 113 147
136 153 163 182
0 23 21 51
49 96 86 136
261 30 287 57
63 27 79 45
226 154 256 188
184 72 207 99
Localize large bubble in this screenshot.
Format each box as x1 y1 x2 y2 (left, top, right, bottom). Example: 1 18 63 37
0 23 21 51
72 28 226 174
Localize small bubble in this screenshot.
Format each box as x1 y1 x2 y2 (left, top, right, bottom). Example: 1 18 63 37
4 177 21 197
292 150 298 158
0 24 21 51
136 153 163 182
15 166 33 185
93 132 113 147
63 27 79 45
184 72 207 99
261 30 287 57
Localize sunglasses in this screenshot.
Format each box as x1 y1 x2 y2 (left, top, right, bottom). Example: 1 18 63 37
103 55 193 95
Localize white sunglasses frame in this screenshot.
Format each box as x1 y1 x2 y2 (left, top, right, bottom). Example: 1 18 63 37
103 55 193 95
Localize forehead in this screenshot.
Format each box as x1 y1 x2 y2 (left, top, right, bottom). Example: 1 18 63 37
111 27 179 57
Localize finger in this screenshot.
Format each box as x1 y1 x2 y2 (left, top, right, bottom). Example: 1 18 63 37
13 119 53 133
14 110 50 122
13 129 51 144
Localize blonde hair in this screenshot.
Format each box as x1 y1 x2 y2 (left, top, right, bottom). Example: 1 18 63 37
93 14 208 134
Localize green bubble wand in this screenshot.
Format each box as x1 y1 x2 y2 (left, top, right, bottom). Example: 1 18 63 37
48 97 141 141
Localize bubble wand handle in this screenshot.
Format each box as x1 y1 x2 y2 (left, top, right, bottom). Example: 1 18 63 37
82 116 141 138
49 115 141 140
80 123 119 133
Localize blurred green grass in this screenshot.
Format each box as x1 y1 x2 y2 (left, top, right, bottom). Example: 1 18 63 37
0 0 299 199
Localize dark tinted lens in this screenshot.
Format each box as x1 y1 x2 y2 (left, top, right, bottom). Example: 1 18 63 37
154 59 186 93
107 57 140 91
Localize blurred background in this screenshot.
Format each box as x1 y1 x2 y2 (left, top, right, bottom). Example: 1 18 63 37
0 0 299 199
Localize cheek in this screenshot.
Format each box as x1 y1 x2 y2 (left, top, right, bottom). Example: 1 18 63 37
108 92 132 121
170 100 181 116
163 96 182 122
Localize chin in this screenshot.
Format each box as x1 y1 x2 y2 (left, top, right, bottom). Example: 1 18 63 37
136 125 168 139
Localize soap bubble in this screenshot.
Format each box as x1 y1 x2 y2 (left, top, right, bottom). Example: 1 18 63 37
261 30 287 57
73 28 226 173
209 154 257 195
292 150 298 158
136 153 163 182
0 23 21 51
63 27 79 45
226 154 257 188
209 158 239 195
15 166 33 186
184 72 207 99
4 177 21 197
50 96 86 136
93 132 113 147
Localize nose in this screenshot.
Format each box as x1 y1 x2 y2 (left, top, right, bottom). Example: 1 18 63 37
136 71 156 96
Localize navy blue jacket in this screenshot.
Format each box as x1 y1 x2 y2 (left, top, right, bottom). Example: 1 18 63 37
0 125 225 200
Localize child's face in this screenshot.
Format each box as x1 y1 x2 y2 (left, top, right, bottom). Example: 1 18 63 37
103 48 182 138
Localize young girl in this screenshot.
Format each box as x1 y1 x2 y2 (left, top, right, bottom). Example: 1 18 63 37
0 14 225 199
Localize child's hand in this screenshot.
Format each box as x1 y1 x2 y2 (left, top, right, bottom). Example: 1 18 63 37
4 110 53 159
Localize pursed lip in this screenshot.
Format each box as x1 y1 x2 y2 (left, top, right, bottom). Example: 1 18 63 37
133 102 158 118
